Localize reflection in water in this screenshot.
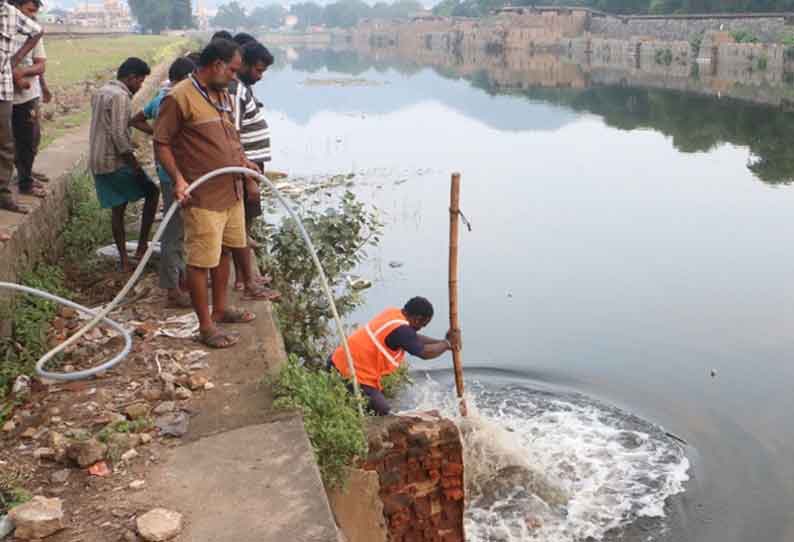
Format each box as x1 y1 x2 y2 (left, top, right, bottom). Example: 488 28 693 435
273 45 794 185
258 41 794 542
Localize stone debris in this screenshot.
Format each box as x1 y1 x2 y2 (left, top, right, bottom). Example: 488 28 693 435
49 432 69 462
67 438 107 468
8 496 65 540
12 375 31 396
50 469 70 484
136 508 183 541
153 401 175 415
187 375 208 391
155 412 189 438
121 449 139 463
203 382 215 391
87 461 111 477
174 387 192 400
129 480 146 490
1 421 15 433
126 403 150 420
33 447 55 460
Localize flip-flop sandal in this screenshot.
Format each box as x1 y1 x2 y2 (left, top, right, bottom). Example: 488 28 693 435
214 307 256 324
198 328 240 349
20 186 46 199
243 286 281 302
0 200 30 214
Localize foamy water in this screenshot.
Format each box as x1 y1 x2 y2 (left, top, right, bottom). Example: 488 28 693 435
400 375 690 542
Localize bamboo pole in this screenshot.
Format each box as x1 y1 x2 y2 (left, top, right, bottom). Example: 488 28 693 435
449 173 467 417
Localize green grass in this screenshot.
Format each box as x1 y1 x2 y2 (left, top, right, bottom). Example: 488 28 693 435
39 108 90 149
0 264 71 401
62 168 113 269
0 168 109 403
271 356 368 489
45 35 184 89
0 486 32 515
39 35 194 149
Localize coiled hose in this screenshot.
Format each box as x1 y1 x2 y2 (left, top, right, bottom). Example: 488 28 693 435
0 166 362 406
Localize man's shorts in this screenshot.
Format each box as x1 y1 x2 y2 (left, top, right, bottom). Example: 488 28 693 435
182 200 246 268
93 166 157 210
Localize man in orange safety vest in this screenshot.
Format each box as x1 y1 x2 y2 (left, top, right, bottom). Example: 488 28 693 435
329 296 458 415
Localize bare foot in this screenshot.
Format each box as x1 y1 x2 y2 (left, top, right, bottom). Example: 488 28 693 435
0 231 10 242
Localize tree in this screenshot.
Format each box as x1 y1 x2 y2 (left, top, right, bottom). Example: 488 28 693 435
128 0 172 33
290 2 325 29
212 1 247 30
251 4 287 29
170 0 194 29
323 0 370 28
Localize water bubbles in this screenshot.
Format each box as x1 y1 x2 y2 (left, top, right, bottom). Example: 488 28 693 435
398 375 690 542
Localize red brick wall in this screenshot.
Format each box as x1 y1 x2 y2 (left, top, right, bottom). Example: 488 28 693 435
361 413 465 542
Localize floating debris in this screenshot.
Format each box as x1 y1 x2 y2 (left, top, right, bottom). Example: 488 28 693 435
302 77 385 87
388 261 404 269
346 276 372 290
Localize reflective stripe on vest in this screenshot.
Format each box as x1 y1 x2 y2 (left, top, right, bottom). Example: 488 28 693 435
365 318 409 368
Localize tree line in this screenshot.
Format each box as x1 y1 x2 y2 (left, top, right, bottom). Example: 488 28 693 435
212 0 425 31
129 0 194 34
433 0 794 18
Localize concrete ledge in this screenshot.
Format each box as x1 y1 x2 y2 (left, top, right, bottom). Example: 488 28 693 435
132 416 342 542
0 127 89 336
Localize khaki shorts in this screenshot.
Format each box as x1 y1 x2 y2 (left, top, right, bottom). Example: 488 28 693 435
182 201 246 268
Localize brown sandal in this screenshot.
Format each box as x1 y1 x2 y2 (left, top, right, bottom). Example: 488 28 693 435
243 285 281 302
198 328 240 349
213 307 256 324
20 185 46 199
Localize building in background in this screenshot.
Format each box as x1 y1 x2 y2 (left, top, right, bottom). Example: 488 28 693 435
69 0 134 29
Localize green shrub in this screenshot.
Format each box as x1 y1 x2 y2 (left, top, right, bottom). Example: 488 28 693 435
731 30 759 44
0 265 70 399
654 48 673 66
0 486 31 515
62 168 112 268
255 190 382 363
690 32 704 57
382 363 413 400
272 356 368 488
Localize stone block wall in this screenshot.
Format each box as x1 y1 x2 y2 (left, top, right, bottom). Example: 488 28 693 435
590 14 791 43
330 413 465 542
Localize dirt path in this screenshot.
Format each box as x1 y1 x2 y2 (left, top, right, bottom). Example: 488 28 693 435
2 269 288 542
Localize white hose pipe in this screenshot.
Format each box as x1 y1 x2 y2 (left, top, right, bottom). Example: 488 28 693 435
0 167 362 410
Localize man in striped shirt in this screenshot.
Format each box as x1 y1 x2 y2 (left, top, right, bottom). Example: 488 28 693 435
0 0 41 231
229 40 277 297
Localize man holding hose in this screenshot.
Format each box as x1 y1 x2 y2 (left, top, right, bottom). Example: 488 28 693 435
154 39 261 349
